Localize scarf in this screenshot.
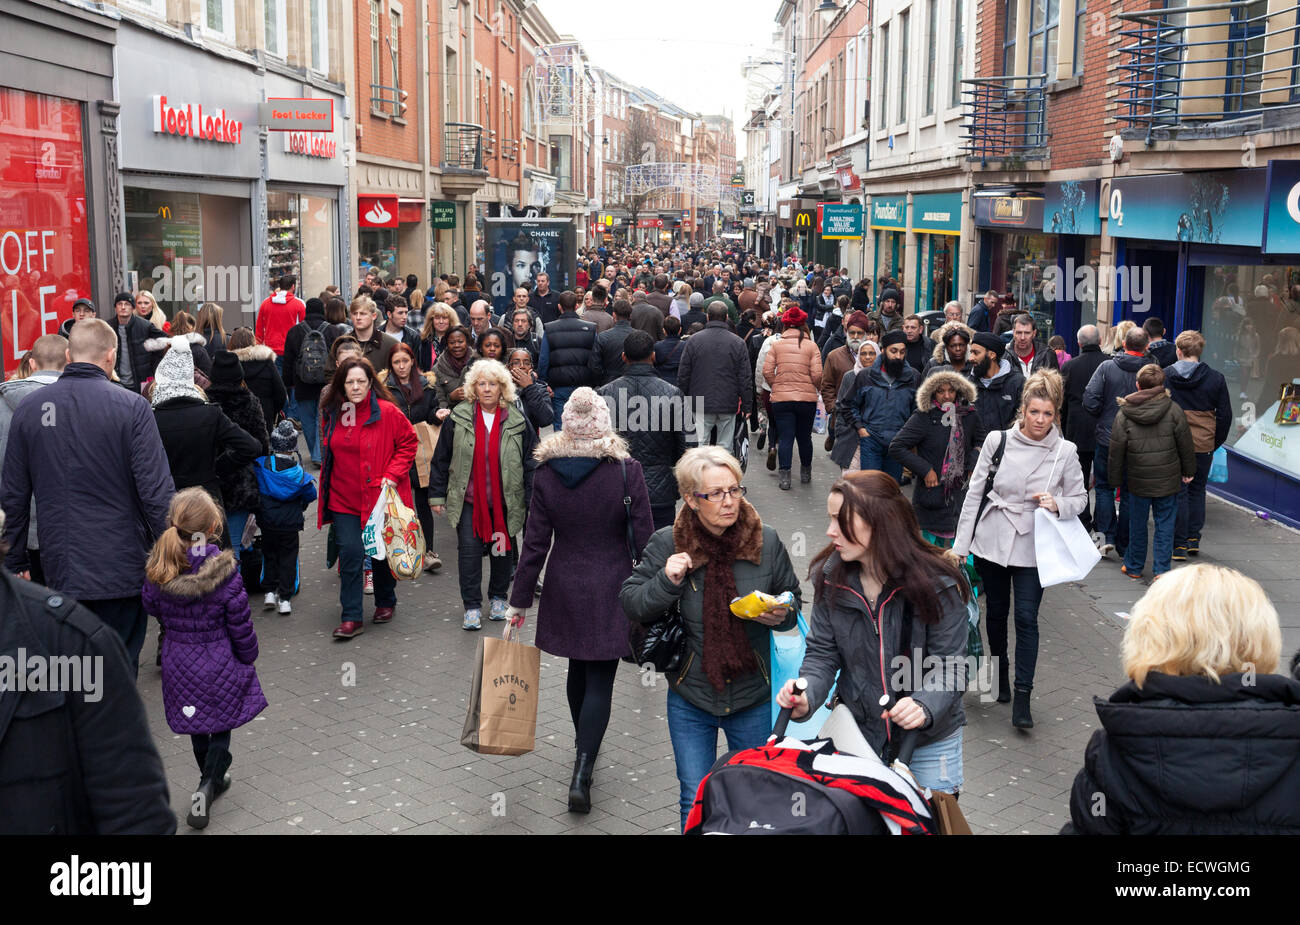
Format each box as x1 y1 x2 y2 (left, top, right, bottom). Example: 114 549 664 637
470 403 510 550
679 505 761 691
444 350 471 376
938 403 967 497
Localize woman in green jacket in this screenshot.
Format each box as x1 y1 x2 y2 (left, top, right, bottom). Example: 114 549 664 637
620 445 801 831
429 358 536 630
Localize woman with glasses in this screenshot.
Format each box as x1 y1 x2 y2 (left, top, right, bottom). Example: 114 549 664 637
620 445 802 832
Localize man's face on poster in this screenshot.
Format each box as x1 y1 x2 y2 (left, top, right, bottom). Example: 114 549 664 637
511 249 540 288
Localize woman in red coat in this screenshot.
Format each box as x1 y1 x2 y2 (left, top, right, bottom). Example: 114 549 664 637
319 357 418 640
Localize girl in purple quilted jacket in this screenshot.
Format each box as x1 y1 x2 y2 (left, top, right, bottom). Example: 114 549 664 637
143 487 268 830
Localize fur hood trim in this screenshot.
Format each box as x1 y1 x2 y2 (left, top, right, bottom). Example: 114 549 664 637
673 499 764 567
145 332 207 352
233 344 277 363
160 549 237 598
929 321 975 363
377 369 437 389
916 369 977 412
533 428 629 463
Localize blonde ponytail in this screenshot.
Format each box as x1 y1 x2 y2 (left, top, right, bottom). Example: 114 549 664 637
145 488 224 585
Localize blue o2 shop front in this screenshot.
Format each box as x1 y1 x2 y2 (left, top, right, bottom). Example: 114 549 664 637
1107 161 1300 526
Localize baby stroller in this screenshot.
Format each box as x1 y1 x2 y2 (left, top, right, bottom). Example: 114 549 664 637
684 683 963 835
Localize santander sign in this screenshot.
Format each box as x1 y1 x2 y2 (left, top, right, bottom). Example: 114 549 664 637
152 95 244 144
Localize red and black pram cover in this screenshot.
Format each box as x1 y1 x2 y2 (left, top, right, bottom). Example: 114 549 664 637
684 737 936 835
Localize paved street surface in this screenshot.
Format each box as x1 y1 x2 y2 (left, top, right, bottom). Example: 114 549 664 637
136 438 1300 835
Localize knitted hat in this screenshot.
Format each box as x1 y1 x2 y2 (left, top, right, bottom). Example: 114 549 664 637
270 419 300 454
781 306 808 328
209 350 245 386
880 288 902 305
880 329 907 349
114 292 135 307
149 336 202 406
561 387 612 441
973 331 1006 358
845 310 871 332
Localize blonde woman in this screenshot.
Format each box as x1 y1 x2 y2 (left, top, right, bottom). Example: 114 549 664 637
135 289 167 329
1065 565 1300 834
954 369 1088 729
197 303 227 353
1105 319 1137 355
418 303 457 371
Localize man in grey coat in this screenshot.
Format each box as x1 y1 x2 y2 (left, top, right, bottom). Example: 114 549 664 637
677 303 753 450
0 334 66 585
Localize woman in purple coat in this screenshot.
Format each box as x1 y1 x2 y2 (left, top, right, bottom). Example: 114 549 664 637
506 387 654 814
142 487 267 830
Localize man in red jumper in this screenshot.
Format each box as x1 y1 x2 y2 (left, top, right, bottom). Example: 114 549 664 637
256 274 306 374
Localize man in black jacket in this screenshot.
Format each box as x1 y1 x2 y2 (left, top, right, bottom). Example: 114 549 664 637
678 303 752 449
1144 316 1177 368
1060 325 1108 530
2 320 174 673
968 290 999 334
0 554 175 834
528 273 561 325
591 298 635 387
967 332 1025 438
902 315 935 375
283 297 340 468
597 330 688 531
539 290 598 429
1009 314 1059 377
111 291 165 392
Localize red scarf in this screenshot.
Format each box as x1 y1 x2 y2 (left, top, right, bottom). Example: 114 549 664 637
470 403 510 549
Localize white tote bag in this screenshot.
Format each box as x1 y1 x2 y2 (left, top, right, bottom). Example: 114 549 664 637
360 490 388 560
1033 440 1101 587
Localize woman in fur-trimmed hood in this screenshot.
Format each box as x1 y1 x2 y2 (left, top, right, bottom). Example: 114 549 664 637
228 328 287 431
887 368 987 538
504 387 655 814
922 320 976 378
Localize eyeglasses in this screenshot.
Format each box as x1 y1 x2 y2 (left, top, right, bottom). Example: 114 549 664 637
693 485 747 503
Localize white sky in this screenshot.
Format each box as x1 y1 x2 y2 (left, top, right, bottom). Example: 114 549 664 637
534 0 781 158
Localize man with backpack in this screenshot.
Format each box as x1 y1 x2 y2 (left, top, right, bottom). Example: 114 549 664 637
282 297 339 469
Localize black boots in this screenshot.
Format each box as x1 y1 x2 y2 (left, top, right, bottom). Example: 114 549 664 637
996 659 1011 703
1012 686 1034 729
186 744 233 830
778 469 792 490
800 465 812 484
766 447 777 471
568 753 595 814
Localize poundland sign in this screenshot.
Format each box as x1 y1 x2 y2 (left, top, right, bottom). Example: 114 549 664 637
820 204 863 239
870 197 906 230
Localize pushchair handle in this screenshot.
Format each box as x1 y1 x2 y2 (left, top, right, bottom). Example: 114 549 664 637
894 729 920 768
769 677 808 743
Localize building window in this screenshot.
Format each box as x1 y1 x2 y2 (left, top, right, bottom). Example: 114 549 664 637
1029 0 1061 79
1071 0 1086 75
205 0 235 42
1003 0 1017 76
878 23 891 129
523 78 533 133
447 49 460 123
924 0 937 114
897 10 909 123
264 0 286 58
474 68 482 123
952 0 965 107
389 10 402 117
310 0 329 74
370 1 382 105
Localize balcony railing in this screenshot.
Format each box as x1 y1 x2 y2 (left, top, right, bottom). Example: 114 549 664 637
960 75 1049 165
1117 0 1300 140
443 122 484 170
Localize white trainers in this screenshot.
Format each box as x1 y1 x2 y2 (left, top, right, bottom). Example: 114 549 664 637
263 591 278 611
277 598 292 615
463 608 482 631
488 598 509 621
423 551 442 572
1098 541 1115 558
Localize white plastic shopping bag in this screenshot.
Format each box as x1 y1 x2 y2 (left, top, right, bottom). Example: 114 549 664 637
361 490 388 559
812 396 829 435
1033 508 1101 587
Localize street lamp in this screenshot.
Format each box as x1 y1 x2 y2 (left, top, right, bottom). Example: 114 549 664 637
815 0 841 25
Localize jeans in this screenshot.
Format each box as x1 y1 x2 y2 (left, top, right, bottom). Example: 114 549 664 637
667 688 771 831
909 729 964 795
771 400 815 470
1076 448 1094 532
456 501 514 609
297 393 321 463
1092 444 1130 554
332 512 397 621
1175 452 1213 548
1126 493 1179 576
227 510 252 559
974 557 1044 691
651 503 677 532
551 386 574 430
82 596 148 679
859 433 903 482
693 411 736 450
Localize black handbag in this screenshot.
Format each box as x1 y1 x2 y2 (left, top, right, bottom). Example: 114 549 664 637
618 458 687 672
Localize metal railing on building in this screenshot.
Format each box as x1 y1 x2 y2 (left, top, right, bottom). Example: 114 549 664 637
960 75 1049 165
1117 0 1300 141
443 122 484 170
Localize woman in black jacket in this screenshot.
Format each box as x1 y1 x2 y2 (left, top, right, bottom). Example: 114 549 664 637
380 342 442 573
228 327 287 431
1064 564 1300 834
887 369 987 545
851 278 874 312
205 352 271 563
653 316 685 386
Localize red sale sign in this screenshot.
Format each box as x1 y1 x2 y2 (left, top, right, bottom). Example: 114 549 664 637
0 91 92 377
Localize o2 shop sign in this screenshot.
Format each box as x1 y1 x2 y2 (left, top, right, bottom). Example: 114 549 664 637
153 95 244 144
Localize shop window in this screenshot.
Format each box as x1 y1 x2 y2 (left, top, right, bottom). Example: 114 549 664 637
990 232 1059 339
267 191 337 299
0 90 91 378
359 227 398 282
1202 264 1300 474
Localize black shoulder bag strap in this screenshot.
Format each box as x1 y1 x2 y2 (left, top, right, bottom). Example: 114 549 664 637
620 457 638 565
972 429 1008 537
